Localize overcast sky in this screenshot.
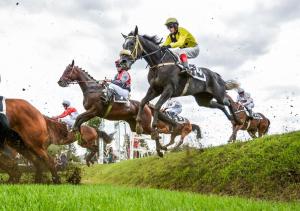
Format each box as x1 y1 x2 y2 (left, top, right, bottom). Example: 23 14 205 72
0 0 299 153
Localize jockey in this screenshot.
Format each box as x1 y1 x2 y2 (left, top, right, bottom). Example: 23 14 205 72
53 100 79 129
237 88 254 119
106 59 131 100
161 17 199 74
163 98 182 118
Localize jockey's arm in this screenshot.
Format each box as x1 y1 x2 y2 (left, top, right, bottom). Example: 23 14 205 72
56 108 74 119
162 36 172 46
170 33 187 48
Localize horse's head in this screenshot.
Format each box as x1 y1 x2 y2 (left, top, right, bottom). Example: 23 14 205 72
120 26 143 69
58 60 79 87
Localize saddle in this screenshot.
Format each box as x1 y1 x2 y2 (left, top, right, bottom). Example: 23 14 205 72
168 51 206 81
164 111 186 123
101 87 129 104
252 113 263 120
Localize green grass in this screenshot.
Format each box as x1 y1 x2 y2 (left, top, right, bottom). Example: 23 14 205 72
82 131 300 201
0 184 299 210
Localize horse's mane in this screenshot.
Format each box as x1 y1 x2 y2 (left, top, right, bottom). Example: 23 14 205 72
127 30 162 45
76 66 97 81
43 115 68 138
142 34 162 45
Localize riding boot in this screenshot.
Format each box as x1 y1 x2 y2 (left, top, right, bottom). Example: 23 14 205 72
247 109 254 119
179 54 191 75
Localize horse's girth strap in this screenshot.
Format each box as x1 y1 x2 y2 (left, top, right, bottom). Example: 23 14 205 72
103 103 113 118
150 63 176 70
180 78 191 96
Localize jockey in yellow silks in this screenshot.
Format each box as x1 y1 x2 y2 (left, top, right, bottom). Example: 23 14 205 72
162 18 199 74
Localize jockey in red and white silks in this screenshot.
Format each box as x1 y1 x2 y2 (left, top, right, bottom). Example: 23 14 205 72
108 60 131 100
53 100 79 128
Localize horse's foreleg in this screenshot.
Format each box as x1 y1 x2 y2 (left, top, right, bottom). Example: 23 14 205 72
152 86 173 129
228 125 240 143
136 88 158 134
73 109 98 131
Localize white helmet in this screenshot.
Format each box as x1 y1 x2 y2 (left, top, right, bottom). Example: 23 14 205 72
237 88 244 94
62 100 70 106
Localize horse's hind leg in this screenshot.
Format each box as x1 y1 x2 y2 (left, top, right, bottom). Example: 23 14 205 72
194 93 231 119
35 149 60 184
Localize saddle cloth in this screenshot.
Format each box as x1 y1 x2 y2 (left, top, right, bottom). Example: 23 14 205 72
0 96 6 115
252 113 263 120
187 64 207 81
165 112 187 123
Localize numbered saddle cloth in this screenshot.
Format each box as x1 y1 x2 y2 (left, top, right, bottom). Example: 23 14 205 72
187 64 207 81
252 113 263 120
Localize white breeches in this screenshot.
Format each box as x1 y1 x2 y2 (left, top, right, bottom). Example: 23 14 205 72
109 83 129 99
169 45 200 59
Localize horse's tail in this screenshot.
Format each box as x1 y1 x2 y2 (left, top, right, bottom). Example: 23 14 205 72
225 80 240 90
93 126 114 144
265 118 271 134
257 113 271 135
191 124 202 139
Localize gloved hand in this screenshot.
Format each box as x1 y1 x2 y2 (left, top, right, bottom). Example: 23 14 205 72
161 45 171 52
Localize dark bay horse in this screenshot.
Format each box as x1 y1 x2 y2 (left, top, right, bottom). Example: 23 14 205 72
120 26 240 137
226 95 270 142
57 61 201 156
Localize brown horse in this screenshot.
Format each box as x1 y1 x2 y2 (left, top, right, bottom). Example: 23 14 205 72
0 98 113 183
226 95 270 142
0 117 113 183
148 105 202 149
44 116 114 166
57 60 201 156
0 98 62 183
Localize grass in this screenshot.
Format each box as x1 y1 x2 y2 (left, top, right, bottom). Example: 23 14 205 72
0 184 299 210
82 131 300 201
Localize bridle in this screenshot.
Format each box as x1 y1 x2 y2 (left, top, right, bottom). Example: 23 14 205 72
60 65 102 85
121 35 175 69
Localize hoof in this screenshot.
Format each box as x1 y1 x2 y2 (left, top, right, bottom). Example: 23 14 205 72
157 151 164 157
161 146 168 151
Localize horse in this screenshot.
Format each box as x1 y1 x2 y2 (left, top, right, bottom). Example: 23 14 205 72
44 116 114 167
119 26 241 139
0 98 113 183
57 61 202 156
148 104 202 149
226 95 270 142
0 98 62 183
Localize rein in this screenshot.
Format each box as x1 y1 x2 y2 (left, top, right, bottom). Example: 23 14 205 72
122 35 178 70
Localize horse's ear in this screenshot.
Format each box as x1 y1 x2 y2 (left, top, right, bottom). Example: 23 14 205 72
134 25 138 36
71 60 74 67
121 33 127 39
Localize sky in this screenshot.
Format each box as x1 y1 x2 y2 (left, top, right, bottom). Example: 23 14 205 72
0 0 299 154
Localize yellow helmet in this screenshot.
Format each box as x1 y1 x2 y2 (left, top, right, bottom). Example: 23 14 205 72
165 17 178 26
